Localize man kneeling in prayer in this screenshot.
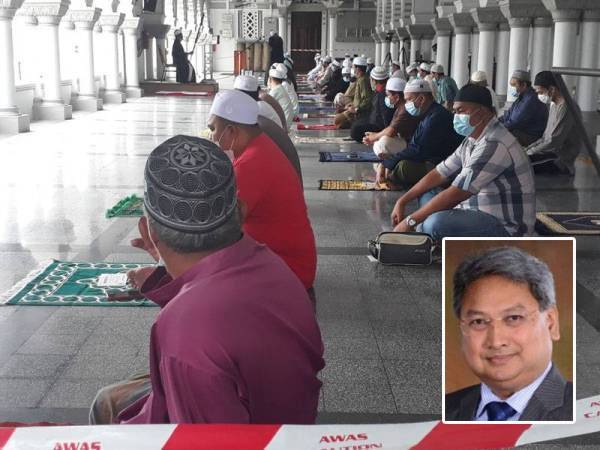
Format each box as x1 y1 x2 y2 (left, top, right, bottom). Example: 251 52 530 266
90 135 325 424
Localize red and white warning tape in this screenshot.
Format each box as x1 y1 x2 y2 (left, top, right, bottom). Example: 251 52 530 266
1 394 599 450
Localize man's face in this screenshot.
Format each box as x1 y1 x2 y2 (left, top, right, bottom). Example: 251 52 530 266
459 275 560 398
453 101 485 127
405 92 425 110
510 78 527 95
207 115 233 151
433 72 442 81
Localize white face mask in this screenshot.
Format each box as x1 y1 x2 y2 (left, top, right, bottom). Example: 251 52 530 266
214 126 236 161
509 86 519 98
350 68 355 77
537 93 551 104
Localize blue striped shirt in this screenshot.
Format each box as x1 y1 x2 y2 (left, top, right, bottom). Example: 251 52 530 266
475 363 553 421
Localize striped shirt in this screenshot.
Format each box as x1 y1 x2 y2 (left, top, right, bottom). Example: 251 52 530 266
436 118 536 236
475 363 552 421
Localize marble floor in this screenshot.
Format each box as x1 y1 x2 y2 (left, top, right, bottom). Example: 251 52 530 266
1 78 600 447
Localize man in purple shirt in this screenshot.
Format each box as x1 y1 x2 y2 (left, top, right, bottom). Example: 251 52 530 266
90 135 324 424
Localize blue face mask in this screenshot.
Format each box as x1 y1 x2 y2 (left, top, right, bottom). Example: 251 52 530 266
405 101 420 116
384 96 395 109
453 113 475 137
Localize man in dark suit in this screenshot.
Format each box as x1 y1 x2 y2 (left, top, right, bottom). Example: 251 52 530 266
445 247 573 422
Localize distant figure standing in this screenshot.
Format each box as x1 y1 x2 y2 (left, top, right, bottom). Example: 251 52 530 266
172 29 192 83
268 31 285 65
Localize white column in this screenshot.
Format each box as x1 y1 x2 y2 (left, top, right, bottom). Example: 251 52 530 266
100 14 126 103
34 10 73 120
278 14 286 41
122 18 143 98
421 38 432 61
328 10 336 55
145 38 155 80
470 30 479 74
530 17 553 78
550 9 579 93
452 30 470 86
496 22 510 96
375 40 382 66
436 33 451 70
477 25 495 78
577 11 600 112
380 39 390 63
0 2 30 134
506 18 530 102
70 9 103 111
409 38 420 63
390 39 398 62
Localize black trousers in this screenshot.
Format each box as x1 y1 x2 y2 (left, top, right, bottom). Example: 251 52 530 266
350 119 381 143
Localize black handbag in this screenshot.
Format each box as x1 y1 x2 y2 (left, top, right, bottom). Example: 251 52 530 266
368 232 434 266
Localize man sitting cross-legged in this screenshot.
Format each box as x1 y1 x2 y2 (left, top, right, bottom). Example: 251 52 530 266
90 135 324 424
391 85 535 238
376 79 463 189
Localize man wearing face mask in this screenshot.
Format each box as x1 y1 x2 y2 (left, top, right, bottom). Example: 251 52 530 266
363 77 419 159
334 68 356 111
391 84 535 238
268 65 295 128
431 64 458 111
207 90 317 297
377 79 462 188
499 70 549 146
349 66 394 142
334 56 373 129
525 71 581 175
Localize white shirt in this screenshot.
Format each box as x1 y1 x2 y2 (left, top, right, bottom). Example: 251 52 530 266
269 83 294 128
475 362 552 421
258 100 285 129
282 80 299 116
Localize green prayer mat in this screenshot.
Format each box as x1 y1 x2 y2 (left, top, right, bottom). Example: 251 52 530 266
106 194 144 218
319 179 390 191
1 260 157 307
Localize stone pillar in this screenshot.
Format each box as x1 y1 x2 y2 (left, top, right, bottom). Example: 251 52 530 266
381 38 390 63
327 9 336 55
471 7 504 83
506 17 530 100
408 37 419 62
373 33 382 66
99 13 126 103
495 22 510 96
21 0 72 120
449 13 475 87
577 10 600 112
69 8 103 111
122 17 143 98
531 17 553 78
421 37 433 61
0 0 30 134
548 7 580 93
431 17 452 71
390 38 399 62
470 29 479 73
145 37 155 80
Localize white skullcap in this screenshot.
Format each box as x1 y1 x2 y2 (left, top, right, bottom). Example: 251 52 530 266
367 57 374 64
360 54 366 58
431 64 444 73
386 77 407 93
269 31 275 37
391 69 404 79
273 63 288 74
343 59 352 68
471 70 487 82
174 29 183 36
209 90 258 125
331 59 341 67
419 62 431 72
233 75 259 92
407 63 418 72
269 67 287 79
404 79 433 94
370 65 388 81
345 53 350 57
353 56 367 66
324 55 332 63
391 60 400 66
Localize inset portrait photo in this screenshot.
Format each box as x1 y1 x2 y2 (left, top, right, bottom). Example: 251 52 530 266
442 238 575 424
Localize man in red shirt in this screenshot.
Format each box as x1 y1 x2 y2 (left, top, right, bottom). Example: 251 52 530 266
207 90 317 297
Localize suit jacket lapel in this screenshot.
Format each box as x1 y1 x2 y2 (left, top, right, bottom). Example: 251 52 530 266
520 365 567 421
459 386 481 420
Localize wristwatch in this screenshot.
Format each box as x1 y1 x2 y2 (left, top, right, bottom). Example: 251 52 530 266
405 215 417 228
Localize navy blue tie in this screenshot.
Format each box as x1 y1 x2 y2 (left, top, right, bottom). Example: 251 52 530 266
484 401 517 421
